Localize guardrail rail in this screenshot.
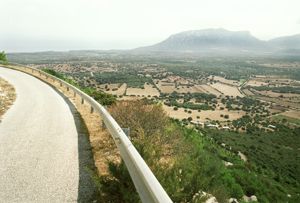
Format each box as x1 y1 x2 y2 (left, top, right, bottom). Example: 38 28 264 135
0 63 173 203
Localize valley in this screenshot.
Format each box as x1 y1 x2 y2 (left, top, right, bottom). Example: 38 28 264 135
5 49 300 203
22 54 300 133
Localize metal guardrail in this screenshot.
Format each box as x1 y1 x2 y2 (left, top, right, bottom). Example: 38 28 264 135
0 63 173 203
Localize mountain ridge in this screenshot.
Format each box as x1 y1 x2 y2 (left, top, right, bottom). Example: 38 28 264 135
134 28 299 55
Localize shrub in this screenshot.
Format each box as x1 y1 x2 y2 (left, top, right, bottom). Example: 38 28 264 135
0 51 7 62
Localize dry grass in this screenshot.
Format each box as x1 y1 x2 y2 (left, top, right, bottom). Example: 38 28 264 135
280 110 300 120
246 79 268 87
242 88 255 96
100 83 127 96
209 75 239 86
163 105 245 122
257 90 300 98
253 94 300 110
201 84 222 96
211 82 243 97
154 80 177 93
0 77 16 121
126 83 160 97
61 90 120 175
172 85 204 94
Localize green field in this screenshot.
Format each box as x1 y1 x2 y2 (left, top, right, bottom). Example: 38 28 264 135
272 114 300 126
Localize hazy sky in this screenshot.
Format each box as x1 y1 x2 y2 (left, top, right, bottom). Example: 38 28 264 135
1 0 299 52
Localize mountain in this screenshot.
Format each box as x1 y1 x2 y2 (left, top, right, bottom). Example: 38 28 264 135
268 34 300 50
134 28 300 55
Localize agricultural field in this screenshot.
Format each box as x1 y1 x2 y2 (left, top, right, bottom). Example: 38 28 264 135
163 105 245 123
281 110 300 120
100 83 127 96
16 53 300 132
154 80 177 94
211 82 243 97
200 84 222 96
272 111 300 126
246 79 269 87
209 75 240 86
126 83 159 97
172 84 207 94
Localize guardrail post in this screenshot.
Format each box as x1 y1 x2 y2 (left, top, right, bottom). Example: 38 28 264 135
67 87 69 91
73 91 76 97
60 82 62 87
122 127 130 138
90 106 94 114
102 120 106 129
81 98 84 104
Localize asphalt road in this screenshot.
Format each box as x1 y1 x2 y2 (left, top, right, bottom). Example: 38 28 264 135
0 67 96 202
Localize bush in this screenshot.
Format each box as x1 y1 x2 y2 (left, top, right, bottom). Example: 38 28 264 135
109 100 168 139
83 87 116 106
0 51 7 62
106 101 233 202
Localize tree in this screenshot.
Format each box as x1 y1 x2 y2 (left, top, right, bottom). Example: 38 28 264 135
0 51 7 62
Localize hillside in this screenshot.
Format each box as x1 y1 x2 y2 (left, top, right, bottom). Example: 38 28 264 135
104 100 300 203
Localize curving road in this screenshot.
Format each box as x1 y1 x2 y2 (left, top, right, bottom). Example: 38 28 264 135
0 67 96 202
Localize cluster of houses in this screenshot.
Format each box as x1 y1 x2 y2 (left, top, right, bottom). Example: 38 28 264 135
190 120 231 130
188 120 277 131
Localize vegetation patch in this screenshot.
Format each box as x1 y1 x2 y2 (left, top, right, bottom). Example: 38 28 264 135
0 77 16 120
252 86 300 94
94 72 152 88
93 100 299 203
0 51 7 62
43 68 116 106
272 114 300 126
204 126 300 202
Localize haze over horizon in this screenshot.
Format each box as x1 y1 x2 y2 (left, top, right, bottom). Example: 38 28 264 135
1 0 300 52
